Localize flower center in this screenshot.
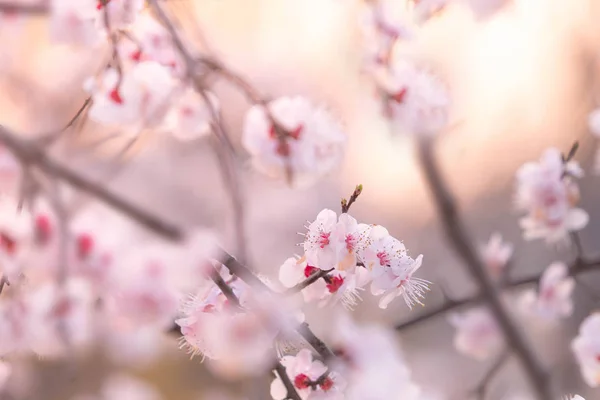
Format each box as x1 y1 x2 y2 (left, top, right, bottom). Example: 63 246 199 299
377 251 390 266
294 373 311 389
318 232 331 249
325 275 344 293
304 265 319 278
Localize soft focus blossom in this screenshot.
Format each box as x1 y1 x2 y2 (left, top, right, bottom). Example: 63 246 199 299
271 349 345 400
519 262 575 321
480 233 513 279
73 374 162 400
515 148 588 243
87 61 178 132
49 0 100 46
242 96 347 187
589 107 600 137
464 0 510 19
0 360 11 390
167 89 219 141
373 59 450 136
449 308 503 360
572 312 600 387
330 314 422 400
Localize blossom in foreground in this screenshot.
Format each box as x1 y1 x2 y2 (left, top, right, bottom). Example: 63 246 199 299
588 107 600 137
448 307 503 360
330 314 422 400
166 89 219 141
515 148 588 243
572 312 600 387
519 262 575 322
480 233 513 279
373 59 450 136
271 349 345 400
72 374 161 400
87 61 177 132
242 96 347 187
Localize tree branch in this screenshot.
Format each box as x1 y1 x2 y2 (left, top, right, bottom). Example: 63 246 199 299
274 361 303 400
285 268 332 295
416 136 554 400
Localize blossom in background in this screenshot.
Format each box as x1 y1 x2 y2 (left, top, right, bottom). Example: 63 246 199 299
480 233 513 279
449 307 503 360
86 61 178 132
572 312 600 387
242 96 347 187
271 348 345 400
464 0 511 19
515 148 588 243
519 262 575 322
166 89 219 141
588 107 600 137
373 59 450 136
0 360 11 390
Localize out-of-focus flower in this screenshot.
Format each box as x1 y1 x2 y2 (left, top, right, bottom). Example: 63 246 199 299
271 348 345 400
166 89 218 141
448 307 503 360
373 59 450 136
0 360 11 390
49 0 100 46
515 148 587 244
588 107 600 137
242 96 347 187
519 262 575 321
464 0 510 19
87 61 177 132
0 196 32 282
572 312 600 387
330 314 422 400
73 373 161 400
480 233 513 279
27 278 96 358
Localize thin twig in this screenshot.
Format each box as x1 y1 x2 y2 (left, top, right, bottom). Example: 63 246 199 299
285 268 333 295
37 97 92 146
416 136 554 400
341 184 363 213
0 2 48 14
471 351 510 399
0 275 9 295
274 361 303 400
210 266 241 308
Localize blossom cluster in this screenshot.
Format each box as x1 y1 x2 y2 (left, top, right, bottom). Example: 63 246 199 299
279 208 427 310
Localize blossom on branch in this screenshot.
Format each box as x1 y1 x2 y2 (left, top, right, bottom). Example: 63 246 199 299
448 307 503 360
518 262 575 322
479 232 513 279
572 312 600 387
242 96 347 187
515 147 588 243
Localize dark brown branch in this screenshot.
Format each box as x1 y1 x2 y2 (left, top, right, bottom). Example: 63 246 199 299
274 361 303 400
296 322 335 361
341 184 363 213
416 137 554 400
395 257 600 331
285 268 333 295
0 2 48 14
210 266 241 308
0 275 8 295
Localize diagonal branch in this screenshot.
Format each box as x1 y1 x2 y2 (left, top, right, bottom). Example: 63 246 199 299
416 136 553 400
274 361 303 400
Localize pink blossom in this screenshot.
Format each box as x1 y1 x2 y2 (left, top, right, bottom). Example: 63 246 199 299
448 307 503 360
465 0 510 19
242 96 347 187
87 61 178 132
588 107 600 137
519 262 575 321
271 349 345 400
374 59 450 136
572 312 600 387
167 89 219 141
515 148 588 243
49 0 100 46
480 233 513 279
0 360 10 391
74 374 161 400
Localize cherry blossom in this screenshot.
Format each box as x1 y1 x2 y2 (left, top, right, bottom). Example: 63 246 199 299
464 0 510 19
330 314 422 400
0 360 11 390
271 349 345 400
572 312 600 387
49 0 100 46
87 61 178 132
480 233 513 279
0 196 33 282
588 107 600 137
73 374 162 400
515 148 588 243
448 307 503 360
373 59 450 136
360 226 427 309
519 262 575 321
166 89 219 141
242 96 347 186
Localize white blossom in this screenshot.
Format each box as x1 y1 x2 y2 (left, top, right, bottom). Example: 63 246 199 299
519 262 575 321
572 312 600 387
480 233 513 279
449 307 503 360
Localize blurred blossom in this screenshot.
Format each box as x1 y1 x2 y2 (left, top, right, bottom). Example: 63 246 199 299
329 314 422 400
464 0 511 19
515 148 588 244
448 307 503 360
518 262 575 322
572 312 600 387
588 107 600 137
0 360 11 390
166 89 219 142
480 233 513 279
242 96 347 187
73 373 161 400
